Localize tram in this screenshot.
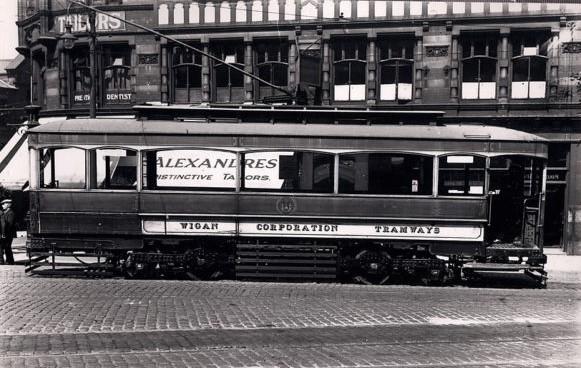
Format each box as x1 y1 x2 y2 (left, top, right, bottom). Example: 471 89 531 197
25 105 548 285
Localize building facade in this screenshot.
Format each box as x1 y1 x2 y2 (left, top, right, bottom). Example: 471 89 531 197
15 0 581 253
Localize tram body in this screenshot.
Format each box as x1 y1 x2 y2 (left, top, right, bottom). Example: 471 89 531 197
25 113 548 283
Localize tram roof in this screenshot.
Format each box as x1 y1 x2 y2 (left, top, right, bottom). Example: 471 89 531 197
29 118 546 143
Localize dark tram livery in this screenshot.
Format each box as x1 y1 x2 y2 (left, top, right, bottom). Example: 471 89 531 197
25 106 548 285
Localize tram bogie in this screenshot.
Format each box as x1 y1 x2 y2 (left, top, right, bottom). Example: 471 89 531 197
24 110 549 285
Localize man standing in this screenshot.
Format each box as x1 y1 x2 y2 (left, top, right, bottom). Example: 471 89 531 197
0 199 15 265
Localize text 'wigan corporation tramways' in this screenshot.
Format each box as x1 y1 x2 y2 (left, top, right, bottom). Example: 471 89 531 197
143 220 483 241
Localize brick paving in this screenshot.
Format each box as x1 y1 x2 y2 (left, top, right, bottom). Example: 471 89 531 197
0 266 580 367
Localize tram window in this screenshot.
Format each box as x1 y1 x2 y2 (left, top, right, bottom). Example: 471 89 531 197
40 148 86 189
242 151 334 193
490 156 543 197
143 149 237 190
438 155 485 196
94 149 137 190
339 153 433 195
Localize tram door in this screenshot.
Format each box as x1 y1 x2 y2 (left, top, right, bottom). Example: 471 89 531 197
488 156 545 247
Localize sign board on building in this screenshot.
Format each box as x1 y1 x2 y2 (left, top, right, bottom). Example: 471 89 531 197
55 11 126 33
73 91 132 104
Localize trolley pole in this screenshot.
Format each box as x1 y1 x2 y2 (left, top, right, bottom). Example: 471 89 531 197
87 1 97 118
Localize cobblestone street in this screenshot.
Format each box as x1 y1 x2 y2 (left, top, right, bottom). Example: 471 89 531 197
0 267 580 367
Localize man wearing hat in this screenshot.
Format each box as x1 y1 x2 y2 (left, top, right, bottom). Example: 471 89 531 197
0 199 15 265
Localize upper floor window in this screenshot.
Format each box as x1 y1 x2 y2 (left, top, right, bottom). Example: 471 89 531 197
377 37 414 102
170 44 203 103
212 41 245 103
102 45 131 104
339 153 433 195
461 35 497 100
438 155 485 196
255 40 289 101
333 38 366 101
511 32 549 99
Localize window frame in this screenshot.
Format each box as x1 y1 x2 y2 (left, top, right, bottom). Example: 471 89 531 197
337 151 434 196
38 146 88 191
510 54 548 99
211 41 245 103
141 148 239 193
437 154 487 197
460 35 498 100
254 39 289 101
376 37 415 102
89 147 139 191
169 43 203 104
240 149 335 194
332 37 367 102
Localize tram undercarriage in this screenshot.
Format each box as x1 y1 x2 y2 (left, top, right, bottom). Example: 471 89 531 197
25 237 547 287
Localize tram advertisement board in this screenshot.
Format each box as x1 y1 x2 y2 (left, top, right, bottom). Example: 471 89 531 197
155 150 289 189
142 218 484 242
156 150 238 188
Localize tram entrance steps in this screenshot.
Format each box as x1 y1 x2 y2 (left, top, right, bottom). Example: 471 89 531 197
235 244 337 281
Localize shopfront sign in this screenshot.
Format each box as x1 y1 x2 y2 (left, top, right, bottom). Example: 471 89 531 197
105 91 132 104
73 92 132 105
55 11 126 33
142 218 484 241
547 168 567 184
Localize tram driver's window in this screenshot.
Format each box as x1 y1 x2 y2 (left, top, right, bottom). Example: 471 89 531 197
40 148 86 189
242 151 334 193
438 155 485 196
94 149 137 189
339 153 433 195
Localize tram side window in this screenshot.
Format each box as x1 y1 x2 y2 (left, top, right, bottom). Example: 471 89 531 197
339 153 433 195
40 148 86 189
438 155 485 196
94 149 137 189
489 156 543 197
143 149 237 191
242 151 334 193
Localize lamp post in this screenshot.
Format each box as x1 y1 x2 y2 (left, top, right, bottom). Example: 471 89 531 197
61 1 97 118
87 7 97 118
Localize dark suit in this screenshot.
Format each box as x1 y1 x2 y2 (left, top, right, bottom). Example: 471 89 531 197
0 207 15 265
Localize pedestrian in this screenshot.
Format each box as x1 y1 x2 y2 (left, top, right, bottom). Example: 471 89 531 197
0 199 15 265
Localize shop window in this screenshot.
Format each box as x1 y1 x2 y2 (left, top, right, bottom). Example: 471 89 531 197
377 38 414 101
93 149 137 190
511 32 549 99
339 153 433 195
242 151 334 193
333 38 366 101
170 44 203 103
438 155 485 196
143 149 237 191
71 47 90 105
212 42 245 103
461 36 497 99
40 148 86 189
102 45 131 105
255 40 289 101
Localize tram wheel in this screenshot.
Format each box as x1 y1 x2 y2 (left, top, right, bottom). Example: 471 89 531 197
353 249 392 285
